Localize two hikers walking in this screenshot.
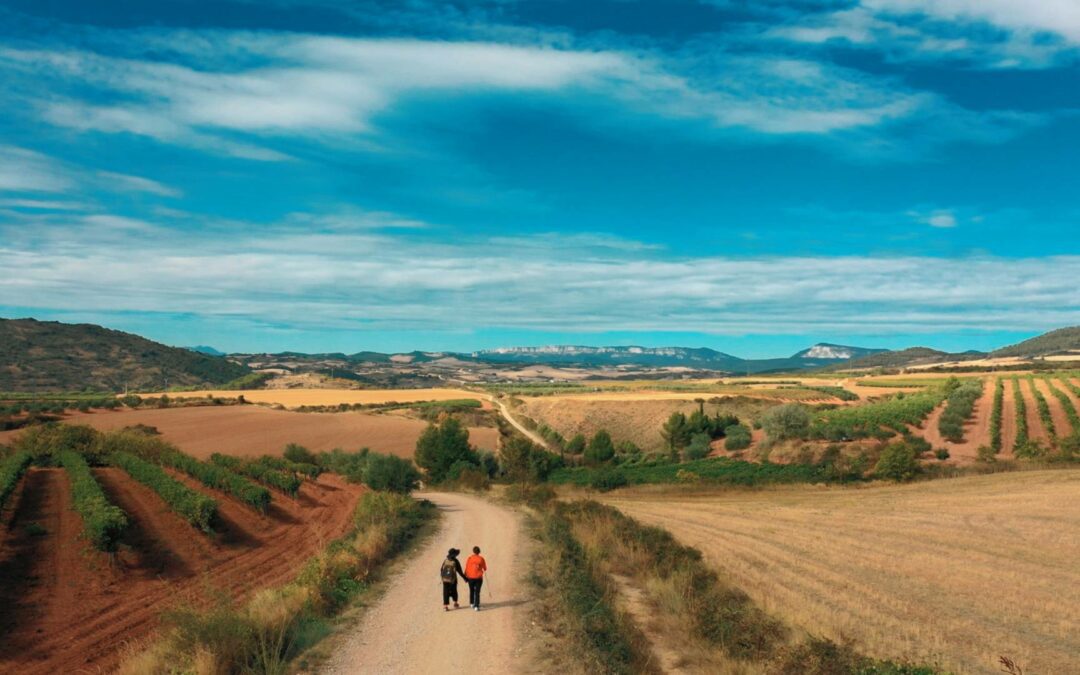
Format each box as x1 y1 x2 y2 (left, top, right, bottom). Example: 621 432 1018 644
441 546 487 611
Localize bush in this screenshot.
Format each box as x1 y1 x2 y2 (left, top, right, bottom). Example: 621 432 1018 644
283 443 318 465
1014 439 1047 459
58 450 128 551
210 454 302 496
990 378 1004 452
937 379 983 443
162 451 271 512
762 403 810 442
874 441 920 481
584 430 615 464
976 445 997 463
934 448 950 461
724 424 752 451
588 469 628 492
0 451 33 511
363 454 421 493
683 432 712 461
566 434 586 455
111 451 217 532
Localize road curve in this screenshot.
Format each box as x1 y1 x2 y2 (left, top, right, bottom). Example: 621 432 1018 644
488 396 549 448
322 491 529 675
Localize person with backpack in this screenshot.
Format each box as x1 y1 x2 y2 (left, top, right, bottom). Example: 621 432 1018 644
464 546 487 611
440 548 467 611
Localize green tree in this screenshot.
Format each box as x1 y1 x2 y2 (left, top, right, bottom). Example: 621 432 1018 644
414 417 477 482
661 412 690 453
682 432 711 461
585 429 615 464
566 433 586 455
501 435 539 488
762 403 810 442
874 442 919 481
363 453 421 493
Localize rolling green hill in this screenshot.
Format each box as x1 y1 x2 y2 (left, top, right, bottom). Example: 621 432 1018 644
991 326 1080 358
0 318 250 392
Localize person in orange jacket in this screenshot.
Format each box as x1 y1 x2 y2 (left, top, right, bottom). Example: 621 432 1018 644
464 546 487 611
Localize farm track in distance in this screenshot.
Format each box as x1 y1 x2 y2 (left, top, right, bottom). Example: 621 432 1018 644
0 467 364 674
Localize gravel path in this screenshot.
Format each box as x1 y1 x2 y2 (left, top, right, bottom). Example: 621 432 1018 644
322 491 530 674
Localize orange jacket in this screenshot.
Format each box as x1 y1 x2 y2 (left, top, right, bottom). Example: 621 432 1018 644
465 554 487 579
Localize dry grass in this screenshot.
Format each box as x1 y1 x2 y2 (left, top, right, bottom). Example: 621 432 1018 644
155 387 482 407
520 397 778 453
602 469 1080 674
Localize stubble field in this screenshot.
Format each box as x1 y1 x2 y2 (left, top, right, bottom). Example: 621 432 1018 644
603 469 1080 674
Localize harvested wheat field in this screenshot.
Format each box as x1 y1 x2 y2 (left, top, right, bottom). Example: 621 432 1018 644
0 468 364 674
603 470 1080 674
519 396 778 452
0 406 499 458
160 387 483 408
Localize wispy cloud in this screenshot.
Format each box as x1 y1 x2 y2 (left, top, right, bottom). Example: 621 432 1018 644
0 144 179 199
0 28 1039 163
2 211 1076 335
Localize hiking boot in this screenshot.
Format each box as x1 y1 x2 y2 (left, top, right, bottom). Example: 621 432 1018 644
474 606 480 612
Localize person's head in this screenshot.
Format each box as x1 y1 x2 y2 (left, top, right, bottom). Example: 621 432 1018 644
472 546 481 554
448 548 459 558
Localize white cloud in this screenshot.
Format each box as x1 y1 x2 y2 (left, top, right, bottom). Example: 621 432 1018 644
0 144 180 198
1 214 1076 335
867 0 1080 43
0 146 74 193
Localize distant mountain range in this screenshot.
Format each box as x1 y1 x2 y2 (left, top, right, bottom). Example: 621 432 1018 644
471 343 888 373
4 317 1079 392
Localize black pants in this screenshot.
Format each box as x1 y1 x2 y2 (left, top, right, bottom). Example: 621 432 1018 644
467 577 483 607
442 582 458 605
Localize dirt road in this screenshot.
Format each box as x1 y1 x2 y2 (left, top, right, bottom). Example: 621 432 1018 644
323 492 529 675
489 396 549 448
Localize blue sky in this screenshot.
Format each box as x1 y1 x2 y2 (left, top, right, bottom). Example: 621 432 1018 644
0 0 1077 357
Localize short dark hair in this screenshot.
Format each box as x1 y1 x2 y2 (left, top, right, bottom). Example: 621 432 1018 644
472 546 481 554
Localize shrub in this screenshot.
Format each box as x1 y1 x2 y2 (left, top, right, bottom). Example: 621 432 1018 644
111 451 217 532
990 378 1004 452
1014 439 1047 459
15 423 100 462
160 451 271 512
588 469 628 492
565 434 586 455
762 403 811 442
210 454 302 497
0 451 33 511
283 443 318 466
874 442 920 481
1027 377 1056 441
584 430 615 464
682 432 712 461
724 424 752 451
937 379 982 443
1012 378 1029 451
58 450 128 551
934 448 950 461
976 445 997 463
363 454 420 493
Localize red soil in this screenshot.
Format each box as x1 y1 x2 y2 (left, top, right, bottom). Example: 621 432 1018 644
916 379 994 463
0 467 364 674
1001 379 1017 456
0 404 500 458
1020 378 1052 445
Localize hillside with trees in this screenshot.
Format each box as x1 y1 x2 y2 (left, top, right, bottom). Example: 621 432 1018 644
991 326 1080 357
0 318 250 392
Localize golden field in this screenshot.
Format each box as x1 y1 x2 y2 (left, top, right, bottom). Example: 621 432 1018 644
153 387 485 408
602 470 1080 674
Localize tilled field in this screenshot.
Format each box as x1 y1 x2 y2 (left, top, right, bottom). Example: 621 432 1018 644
603 470 1080 675
0 467 364 674
0 405 500 458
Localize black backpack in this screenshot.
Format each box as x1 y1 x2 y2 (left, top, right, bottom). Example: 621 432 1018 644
441 558 457 583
